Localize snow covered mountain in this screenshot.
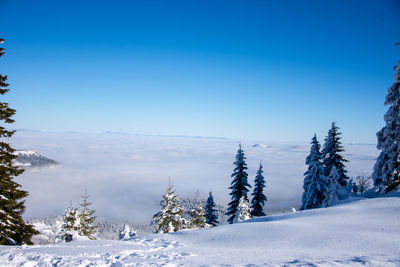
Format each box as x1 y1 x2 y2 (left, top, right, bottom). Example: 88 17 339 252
13 150 58 168
252 143 270 148
1 196 399 266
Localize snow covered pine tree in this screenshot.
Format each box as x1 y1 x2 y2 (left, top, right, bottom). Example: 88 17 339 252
58 202 81 242
119 224 136 240
300 135 329 210
373 59 400 193
323 166 341 207
226 144 251 224
78 189 98 240
0 37 38 245
190 190 208 228
152 181 187 233
322 122 350 199
250 162 267 217
233 196 252 223
205 191 219 226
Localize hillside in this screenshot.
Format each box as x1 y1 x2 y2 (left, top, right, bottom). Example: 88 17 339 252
0 197 399 266
13 150 58 168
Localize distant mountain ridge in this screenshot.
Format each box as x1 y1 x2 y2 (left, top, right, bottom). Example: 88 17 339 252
13 150 58 168
16 128 229 140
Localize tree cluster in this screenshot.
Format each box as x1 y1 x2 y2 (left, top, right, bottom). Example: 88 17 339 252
300 123 352 210
58 189 98 242
226 145 268 224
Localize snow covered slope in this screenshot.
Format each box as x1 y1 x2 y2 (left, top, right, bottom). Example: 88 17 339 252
1 197 399 266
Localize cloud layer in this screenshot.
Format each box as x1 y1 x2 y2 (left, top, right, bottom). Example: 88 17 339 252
12 131 378 225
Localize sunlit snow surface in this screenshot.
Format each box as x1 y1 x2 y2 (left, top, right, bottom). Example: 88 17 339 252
1 197 399 266
11 131 378 224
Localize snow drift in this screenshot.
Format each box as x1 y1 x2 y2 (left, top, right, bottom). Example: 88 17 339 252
0 197 399 266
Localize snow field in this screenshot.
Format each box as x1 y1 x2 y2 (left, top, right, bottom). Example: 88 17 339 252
1 197 399 266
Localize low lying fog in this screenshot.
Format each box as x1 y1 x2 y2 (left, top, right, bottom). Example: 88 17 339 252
12 130 378 225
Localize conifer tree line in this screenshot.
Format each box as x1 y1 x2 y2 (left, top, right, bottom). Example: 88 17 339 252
1 29 398 242
151 179 219 233
226 144 268 224
152 145 268 233
300 123 353 210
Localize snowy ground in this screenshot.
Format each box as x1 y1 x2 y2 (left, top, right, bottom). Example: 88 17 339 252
1 197 399 266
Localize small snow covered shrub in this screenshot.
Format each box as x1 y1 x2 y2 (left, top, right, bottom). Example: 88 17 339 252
233 196 252 223
119 224 137 240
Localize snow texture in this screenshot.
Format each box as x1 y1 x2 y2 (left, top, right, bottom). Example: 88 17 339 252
0 197 399 266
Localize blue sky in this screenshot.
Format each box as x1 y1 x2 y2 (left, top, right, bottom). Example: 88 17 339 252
1 0 399 143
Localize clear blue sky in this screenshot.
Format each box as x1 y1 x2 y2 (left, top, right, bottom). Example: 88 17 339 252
1 0 399 143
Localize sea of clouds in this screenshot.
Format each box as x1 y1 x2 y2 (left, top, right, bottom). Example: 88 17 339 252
11 130 379 225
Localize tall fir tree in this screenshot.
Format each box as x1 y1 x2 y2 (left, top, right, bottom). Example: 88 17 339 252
204 191 219 226
250 162 267 217
321 122 350 189
190 190 207 228
372 60 400 193
226 144 251 224
152 180 187 233
0 37 38 245
300 135 329 210
78 189 98 240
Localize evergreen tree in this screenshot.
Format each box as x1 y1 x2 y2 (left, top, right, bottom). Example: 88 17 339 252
58 202 81 242
226 144 251 224
321 122 350 190
300 135 329 210
323 166 341 207
233 196 252 223
372 60 400 193
152 181 187 233
0 37 38 245
78 189 98 240
204 191 219 226
190 190 207 228
119 224 136 240
250 162 267 217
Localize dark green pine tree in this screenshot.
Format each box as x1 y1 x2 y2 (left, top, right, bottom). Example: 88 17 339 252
0 37 38 245
78 189 98 240
226 144 251 224
321 122 349 188
205 191 219 226
250 162 267 217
